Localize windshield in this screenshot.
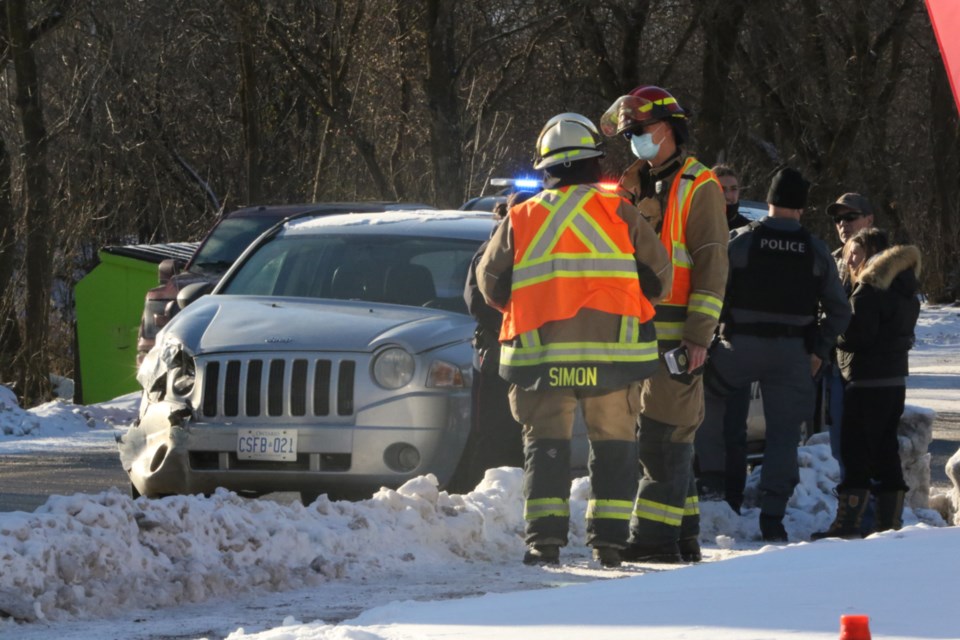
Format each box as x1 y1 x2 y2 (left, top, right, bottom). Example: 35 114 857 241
190 217 281 275
221 234 481 314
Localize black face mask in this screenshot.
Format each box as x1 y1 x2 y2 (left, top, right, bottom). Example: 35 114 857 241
726 202 739 219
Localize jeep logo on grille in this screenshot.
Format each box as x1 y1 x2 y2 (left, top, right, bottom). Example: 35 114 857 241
265 337 293 343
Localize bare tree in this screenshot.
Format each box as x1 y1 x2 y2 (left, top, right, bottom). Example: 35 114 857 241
695 0 747 163
6 0 54 404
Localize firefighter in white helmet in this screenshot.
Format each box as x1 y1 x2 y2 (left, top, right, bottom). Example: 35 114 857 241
477 113 671 567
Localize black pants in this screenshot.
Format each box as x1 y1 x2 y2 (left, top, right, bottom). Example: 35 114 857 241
722 384 752 507
447 366 524 493
840 385 908 493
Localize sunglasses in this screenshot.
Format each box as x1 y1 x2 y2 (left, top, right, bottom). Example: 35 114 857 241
621 121 664 140
832 212 864 223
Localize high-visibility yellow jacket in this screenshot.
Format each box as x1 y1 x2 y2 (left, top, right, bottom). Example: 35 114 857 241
649 157 725 349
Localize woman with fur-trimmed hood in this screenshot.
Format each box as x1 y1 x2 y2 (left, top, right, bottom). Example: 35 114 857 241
813 228 921 540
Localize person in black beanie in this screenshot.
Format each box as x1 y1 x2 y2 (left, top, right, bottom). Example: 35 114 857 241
695 166 850 542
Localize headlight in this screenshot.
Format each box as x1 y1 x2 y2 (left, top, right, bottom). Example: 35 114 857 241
172 352 196 396
372 347 415 389
160 338 196 397
426 360 466 388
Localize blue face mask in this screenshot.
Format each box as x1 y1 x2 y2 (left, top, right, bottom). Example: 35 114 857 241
630 132 661 160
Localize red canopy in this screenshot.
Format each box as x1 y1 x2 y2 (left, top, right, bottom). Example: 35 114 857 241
926 0 960 113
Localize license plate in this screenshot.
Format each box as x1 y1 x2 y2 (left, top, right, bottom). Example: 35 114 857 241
237 429 297 461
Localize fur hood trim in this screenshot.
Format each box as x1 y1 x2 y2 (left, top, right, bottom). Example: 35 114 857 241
859 244 921 291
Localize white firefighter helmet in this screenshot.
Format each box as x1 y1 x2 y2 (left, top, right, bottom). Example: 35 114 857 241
533 112 605 170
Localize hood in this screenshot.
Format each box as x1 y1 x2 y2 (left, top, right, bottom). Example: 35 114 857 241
860 245 921 293
160 295 474 356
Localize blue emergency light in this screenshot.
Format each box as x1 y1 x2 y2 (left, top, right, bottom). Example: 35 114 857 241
489 177 543 191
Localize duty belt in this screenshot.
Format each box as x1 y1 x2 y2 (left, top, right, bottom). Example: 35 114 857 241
725 322 809 338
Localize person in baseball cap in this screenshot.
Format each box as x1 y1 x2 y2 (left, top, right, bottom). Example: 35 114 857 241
827 193 875 245
821 191 878 478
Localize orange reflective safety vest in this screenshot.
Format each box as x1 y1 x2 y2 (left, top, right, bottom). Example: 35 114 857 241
499 184 659 389
653 158 724 349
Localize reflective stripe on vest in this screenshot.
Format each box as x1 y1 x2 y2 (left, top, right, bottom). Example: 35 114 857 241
525 497 570 520
655 158 723 347
586 498 634 521
633 497 684 527
502 315 658 368
500 184 655 342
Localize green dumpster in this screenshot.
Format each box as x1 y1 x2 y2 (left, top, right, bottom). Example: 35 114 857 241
74 243 197 404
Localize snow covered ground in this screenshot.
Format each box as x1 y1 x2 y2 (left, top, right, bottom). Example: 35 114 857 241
0 304 958 639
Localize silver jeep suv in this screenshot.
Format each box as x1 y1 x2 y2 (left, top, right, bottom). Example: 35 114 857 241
121 209 492 502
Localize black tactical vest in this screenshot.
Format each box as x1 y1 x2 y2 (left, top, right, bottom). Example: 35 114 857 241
726 223 819 331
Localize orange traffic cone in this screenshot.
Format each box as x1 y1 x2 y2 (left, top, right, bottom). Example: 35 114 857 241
839 614 872 640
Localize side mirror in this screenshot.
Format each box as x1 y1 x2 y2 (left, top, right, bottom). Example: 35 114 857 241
157 258 184 285
177 281 213 310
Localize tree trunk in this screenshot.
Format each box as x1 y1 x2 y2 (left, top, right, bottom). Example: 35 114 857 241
697 0 747 164
7 0 52 405
0 135 19 383
236 2 262 205
929 59 960 301
421 0 464 208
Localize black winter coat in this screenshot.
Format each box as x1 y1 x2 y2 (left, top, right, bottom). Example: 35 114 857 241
463 238 504 371
836 245 921 383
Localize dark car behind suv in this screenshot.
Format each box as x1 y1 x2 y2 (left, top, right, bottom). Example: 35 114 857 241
136 201 433 363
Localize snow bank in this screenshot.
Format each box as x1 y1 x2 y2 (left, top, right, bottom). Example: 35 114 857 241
932 447 960 525
0 470 530 623
699 405 943 546
0 386 137 452
1 435 946 625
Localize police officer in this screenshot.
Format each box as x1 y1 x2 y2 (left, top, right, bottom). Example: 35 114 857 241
699 167 851 541
601 86 729 563
477 113 671 567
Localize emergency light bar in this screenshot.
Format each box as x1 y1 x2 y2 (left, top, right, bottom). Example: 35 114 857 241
489 177 542 190
489 177 620 192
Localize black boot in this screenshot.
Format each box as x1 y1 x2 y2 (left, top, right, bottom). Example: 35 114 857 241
679 537 702 563
874 490 905 533
759 513 788 542
523 544 560 565
620 540 682 564
811 489 870 540
592 546 622 568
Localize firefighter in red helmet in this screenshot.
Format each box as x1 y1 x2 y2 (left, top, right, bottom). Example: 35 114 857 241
601 85 729 563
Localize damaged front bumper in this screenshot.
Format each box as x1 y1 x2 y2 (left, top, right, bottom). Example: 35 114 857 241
117 392 471 499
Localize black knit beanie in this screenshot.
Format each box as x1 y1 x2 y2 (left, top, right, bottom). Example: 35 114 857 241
766 167 809 209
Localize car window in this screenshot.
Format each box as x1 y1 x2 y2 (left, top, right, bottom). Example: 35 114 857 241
190 217 282 274
221 234 480 313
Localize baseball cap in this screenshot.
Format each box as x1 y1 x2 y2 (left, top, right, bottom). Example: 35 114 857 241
826 193 873 217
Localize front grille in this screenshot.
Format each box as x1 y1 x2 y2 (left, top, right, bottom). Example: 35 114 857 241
199 355 357 419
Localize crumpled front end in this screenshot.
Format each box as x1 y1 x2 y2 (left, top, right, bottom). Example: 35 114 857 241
119 333 474 499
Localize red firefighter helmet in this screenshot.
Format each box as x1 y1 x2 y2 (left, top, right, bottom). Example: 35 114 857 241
600 85 687 137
